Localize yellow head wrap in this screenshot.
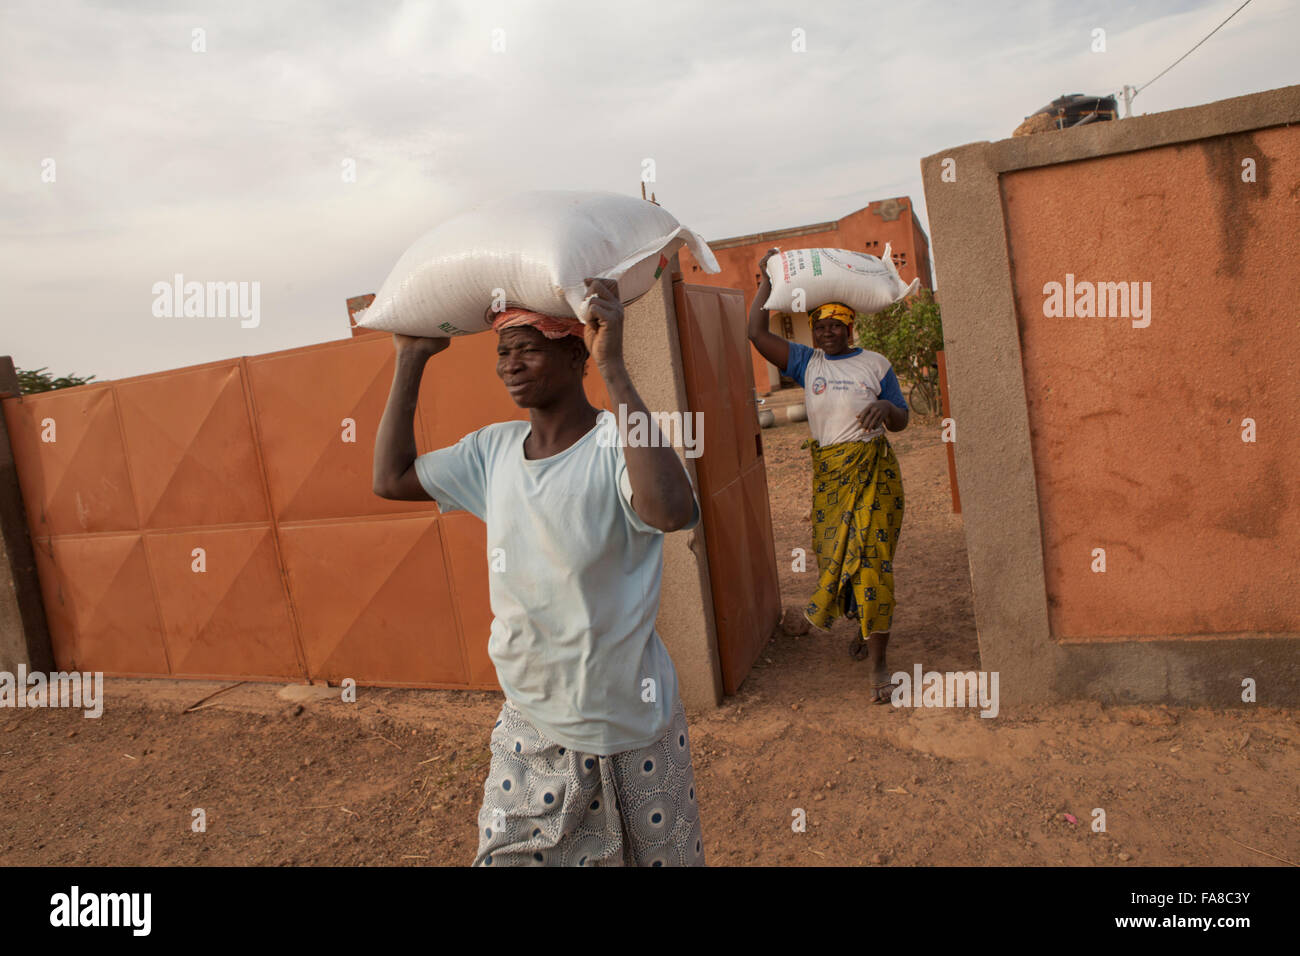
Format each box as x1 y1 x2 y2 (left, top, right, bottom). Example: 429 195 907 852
807 302 855 329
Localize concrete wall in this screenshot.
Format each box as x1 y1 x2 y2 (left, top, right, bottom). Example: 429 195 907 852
921 84 1300 706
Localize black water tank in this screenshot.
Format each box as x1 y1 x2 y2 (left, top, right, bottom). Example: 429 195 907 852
1023 92 1119 129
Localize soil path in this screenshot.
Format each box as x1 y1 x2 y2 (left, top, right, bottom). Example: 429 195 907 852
3 416 1296 866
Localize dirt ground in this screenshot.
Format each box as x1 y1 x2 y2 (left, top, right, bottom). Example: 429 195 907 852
2 411 1297 867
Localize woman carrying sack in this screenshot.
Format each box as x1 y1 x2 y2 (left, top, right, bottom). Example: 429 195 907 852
747 248 910 704
374 279 706 865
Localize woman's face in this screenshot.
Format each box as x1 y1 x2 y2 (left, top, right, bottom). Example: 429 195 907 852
496 326 585 408
812 318 852 355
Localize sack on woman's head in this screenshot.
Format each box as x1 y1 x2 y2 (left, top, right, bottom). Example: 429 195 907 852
357 190 720 337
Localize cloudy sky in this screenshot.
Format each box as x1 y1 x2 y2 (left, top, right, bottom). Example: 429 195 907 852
2 0 1295 382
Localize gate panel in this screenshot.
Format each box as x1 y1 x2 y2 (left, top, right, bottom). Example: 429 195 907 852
439 511 498 687
673 289 741 484
144 525 303 679
6 386 138 536
673 281 781 694
35 533 170 675
30 537 80 668
247 338 425 523
742 464 781 625
279 515 467 686
116 364 268 529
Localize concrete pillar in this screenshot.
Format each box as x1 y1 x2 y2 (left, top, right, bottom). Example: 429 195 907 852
622 260 724 710
0 356 54 673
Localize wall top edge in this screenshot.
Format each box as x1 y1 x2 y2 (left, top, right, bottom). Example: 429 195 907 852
921 83 1300 175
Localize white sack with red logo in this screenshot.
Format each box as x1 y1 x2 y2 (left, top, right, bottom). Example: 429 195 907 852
762 246 920 315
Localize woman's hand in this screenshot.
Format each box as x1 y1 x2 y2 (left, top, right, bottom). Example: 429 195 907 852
582 277 625 371
393 332 451 360
857 400 896 432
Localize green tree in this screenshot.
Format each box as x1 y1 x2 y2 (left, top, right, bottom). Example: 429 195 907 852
15 366 97 395
854 288 944 413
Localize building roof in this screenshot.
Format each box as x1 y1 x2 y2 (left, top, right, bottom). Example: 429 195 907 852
705 197 914 250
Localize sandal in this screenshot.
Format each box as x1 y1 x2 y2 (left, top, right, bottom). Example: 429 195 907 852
870 678 896 705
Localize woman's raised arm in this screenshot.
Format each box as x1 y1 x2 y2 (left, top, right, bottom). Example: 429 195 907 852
747 247 790 371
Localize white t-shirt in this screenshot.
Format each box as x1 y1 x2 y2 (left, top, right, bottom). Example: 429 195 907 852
783 343 908 446
414 410 700 755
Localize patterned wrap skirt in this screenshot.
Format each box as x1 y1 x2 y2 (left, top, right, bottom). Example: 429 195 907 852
472 693 705 867
802 434 905 639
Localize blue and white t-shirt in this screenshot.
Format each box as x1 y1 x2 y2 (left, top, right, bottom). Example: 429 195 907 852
784 343 907 446
414 410 700 756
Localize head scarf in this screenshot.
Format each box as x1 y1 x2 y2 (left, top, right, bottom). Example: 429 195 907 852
491 307 586 340
808 302 856 330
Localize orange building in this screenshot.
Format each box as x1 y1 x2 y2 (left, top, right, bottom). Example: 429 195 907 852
677 196 933 393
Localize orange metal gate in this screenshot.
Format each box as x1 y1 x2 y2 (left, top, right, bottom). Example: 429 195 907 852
673 279 782 693
2 333 609 688
4 282 781 696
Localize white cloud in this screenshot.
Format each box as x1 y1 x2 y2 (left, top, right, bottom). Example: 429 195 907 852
0 0 1294 379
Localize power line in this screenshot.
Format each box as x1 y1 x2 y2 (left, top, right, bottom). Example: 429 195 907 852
1135 0 1253 96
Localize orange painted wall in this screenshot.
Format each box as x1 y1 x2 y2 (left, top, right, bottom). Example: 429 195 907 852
1002 125 1300 641
678 197 933 393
